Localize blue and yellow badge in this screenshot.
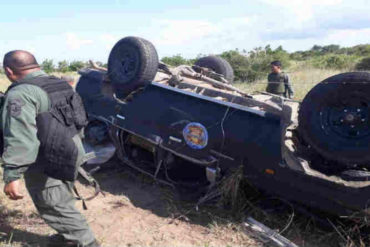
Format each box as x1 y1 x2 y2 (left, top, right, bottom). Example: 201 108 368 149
183 122 208 149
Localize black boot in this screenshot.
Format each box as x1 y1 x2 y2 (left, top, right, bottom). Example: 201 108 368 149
47 234 78 247
48 234 100 247
85 239 101 247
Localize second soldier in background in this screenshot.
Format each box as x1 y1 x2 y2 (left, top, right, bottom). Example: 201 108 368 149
266 60 294 99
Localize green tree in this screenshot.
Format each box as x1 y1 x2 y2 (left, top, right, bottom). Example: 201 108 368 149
161 54 192 66
356 57 370 70
220 50 251 81
69 61 85 71
58 60 70 73
41 59 55 73
311 54 359 70
220 45 291 82
322 45 340 53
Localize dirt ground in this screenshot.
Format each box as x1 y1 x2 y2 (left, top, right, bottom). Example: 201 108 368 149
1 159 368 247
0 159 260 247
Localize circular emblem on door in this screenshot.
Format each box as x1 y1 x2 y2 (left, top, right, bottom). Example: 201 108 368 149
183 122 208 149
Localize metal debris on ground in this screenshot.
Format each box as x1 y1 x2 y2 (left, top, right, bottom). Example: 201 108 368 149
243 217 299 247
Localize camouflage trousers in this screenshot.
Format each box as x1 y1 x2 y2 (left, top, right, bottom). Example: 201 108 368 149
25 175 96 246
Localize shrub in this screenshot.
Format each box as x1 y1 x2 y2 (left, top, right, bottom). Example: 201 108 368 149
355 57 370 70
58 60 70 73
41 59 55 73
220 50 251 81
161 54 192 67
220 45 291 82
69 61 86 71
311 54 359 70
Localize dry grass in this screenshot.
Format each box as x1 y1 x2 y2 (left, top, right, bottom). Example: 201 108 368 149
214 167 370 247
0 74 11 93
235 67 346 100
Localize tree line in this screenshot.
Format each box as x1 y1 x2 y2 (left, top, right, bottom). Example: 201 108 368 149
2 44 368 83
162 44 370 82
40 60 107 73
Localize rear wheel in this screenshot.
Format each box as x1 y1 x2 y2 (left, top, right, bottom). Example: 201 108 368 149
195 55 234 83
108 36 159 97
299 72 370 167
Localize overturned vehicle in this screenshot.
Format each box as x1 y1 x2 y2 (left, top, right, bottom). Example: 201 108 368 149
76 36 370 218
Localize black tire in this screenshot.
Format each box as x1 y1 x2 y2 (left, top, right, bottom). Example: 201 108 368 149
108 36 159 97
195 55 234 83
299 72 370 167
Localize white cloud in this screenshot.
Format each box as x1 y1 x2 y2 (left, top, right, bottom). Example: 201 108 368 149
152 20 218 46
259 0 343 22
100 34 119 49
253 0 370 45
324 28 370 46
261 0 342 6
146 17 253 57
4 1 365 63
151 17 250 45
65 33 93 50
24 45 37 55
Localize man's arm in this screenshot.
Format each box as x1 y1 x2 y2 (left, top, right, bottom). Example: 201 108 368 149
283 74 294 98
2 87 41 189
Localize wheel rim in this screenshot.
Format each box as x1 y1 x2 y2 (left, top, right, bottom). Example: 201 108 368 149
320 92 370 140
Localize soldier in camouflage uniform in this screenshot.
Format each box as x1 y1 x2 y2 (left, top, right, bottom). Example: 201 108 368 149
1 51 99 247
266 60 294 99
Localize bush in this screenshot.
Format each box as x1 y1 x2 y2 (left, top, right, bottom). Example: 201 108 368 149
220 50 251 81
311 54 359 70
220 45 291 82
69 61 86 71
161 54 192 67
41 59 55 73
58 60 70 73
355 57 370 70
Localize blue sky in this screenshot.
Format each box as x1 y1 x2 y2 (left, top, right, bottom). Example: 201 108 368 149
0 0 369 63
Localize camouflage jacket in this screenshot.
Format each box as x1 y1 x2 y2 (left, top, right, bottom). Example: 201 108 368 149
1 71 86 188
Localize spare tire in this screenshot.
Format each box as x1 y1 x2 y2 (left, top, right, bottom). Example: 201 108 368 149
299 72 370 167
195 55 234 83
108 36 159 97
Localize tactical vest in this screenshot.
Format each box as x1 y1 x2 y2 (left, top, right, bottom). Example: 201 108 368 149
266 73 287 94
1 76 88 181
0 92 4 159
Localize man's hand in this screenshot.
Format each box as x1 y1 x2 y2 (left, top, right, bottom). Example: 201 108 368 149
4 180 24 200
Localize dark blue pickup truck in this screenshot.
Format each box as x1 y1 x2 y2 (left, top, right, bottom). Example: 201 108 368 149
76 36 370 218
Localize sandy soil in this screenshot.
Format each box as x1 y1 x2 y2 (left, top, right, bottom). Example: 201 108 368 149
0 160 259 247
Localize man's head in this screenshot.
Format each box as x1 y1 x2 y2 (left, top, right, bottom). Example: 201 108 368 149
3 50 40 82
270 60 282 74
